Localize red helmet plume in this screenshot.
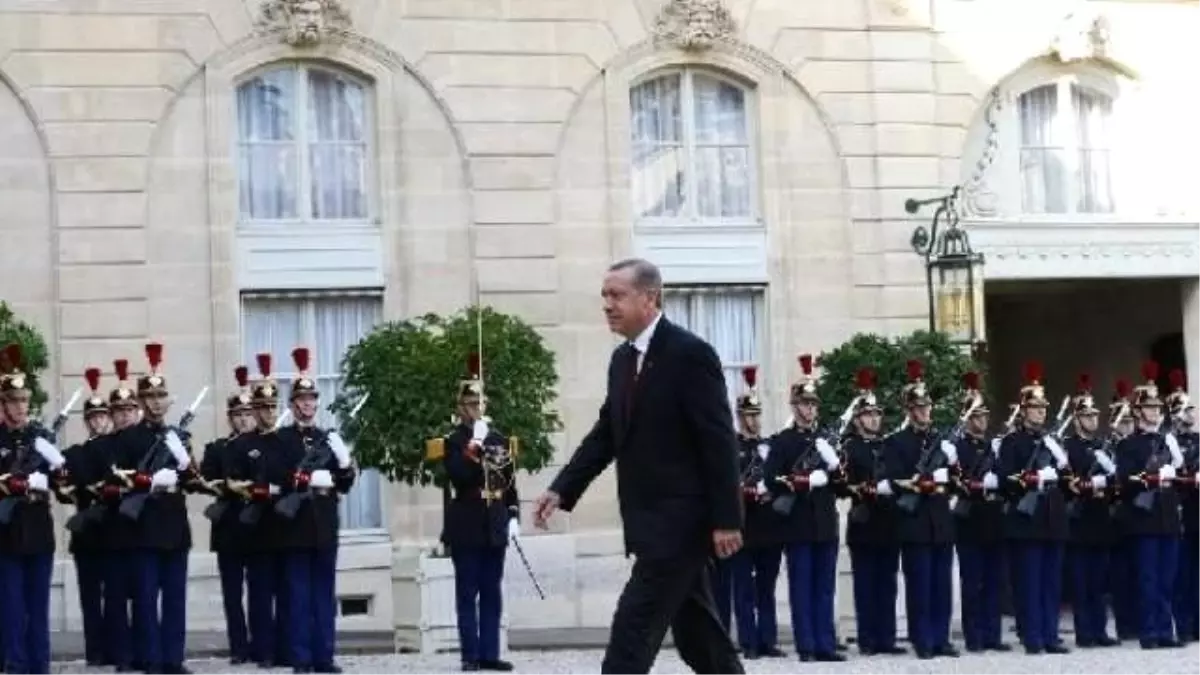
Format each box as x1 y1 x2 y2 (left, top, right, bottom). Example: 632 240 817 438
1077 372 1092 392
113 359 129 382
798 354 813 376
468 352 481 379
291 347 310 374
84 367 102 392
741 366 757 389
234 366 249 388
256 353 272 378
3 343 21 371
856 367 875 391
1115 378 1132 399
963 371 980 391
1023 360 1043 385
1141 360 1160 383
905 359 923 383
1169 368 1186 391
145 343 163 371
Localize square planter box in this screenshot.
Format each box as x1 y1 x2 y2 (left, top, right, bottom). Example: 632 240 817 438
393 550 509 655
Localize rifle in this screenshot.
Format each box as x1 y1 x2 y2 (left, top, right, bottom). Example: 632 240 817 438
47 388 83 443
238 409 293 527
846 437 885 524
739 441 768 503
201 435 240 523
274 394 368 519
117 387 207 521
770 434 822 517
1132 433 1172 511
952 436 999 518
0 433 52 525
894 430 948 514
1008 434 1054 517
1065 436 1115 519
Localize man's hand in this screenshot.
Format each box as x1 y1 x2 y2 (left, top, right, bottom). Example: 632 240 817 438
712 529 742 559
533 490 561 530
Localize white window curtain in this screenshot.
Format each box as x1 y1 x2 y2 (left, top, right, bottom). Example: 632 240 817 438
1018 80 1115 214
237 64 369 223
630 70 752 223
662 287 764 422
241 293 384 531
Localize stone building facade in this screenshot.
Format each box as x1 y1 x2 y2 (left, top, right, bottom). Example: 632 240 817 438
0 0 1196 638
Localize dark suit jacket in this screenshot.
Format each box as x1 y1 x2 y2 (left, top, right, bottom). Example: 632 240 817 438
549 317 742 561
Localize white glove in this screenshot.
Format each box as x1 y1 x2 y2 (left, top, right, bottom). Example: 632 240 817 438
1091 475 1107 490
268 483 282 496
990 437 1002 456
27 471 48 493
327 431 351 469
507 518 520 542
151 468 178 489
756 443 770 460
875 480 893 496
982 472 998 490
164 431 190 471
815 437 840 470
1037 466 1058 488
1043 435 1068 469
309 469 334 489
809 469 829 488
32 438 65 471
933 467 949 484
472 419 489 442
754 480 767 496
940 440 958 466
1159 465 1176 483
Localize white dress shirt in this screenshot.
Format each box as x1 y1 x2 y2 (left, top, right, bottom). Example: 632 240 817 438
628 312 663 375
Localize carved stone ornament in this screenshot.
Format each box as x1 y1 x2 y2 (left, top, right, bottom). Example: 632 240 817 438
257 0 352 47
653 0 737 52
1049 11 1111 64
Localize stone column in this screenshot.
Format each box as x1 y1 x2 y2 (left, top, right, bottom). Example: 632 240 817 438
1184 278 1199 391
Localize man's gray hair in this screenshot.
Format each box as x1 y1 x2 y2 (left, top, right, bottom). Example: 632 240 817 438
608 258 663 298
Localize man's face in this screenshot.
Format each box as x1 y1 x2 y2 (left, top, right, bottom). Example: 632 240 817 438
791 400 818 426
254 404 277 429
295 0 323 39
967 411 989 435
85 412 112 436
739 411 761 437
231 410 258 434
1024 404 1047 427
2 393 31 427
458 393 483 424
1076 412 1099 434
857 410 882 435
112 406 139 430
909 404 932 427
1182 406 1196 428
1137 404 1162 428
601 268 658 340
1115 416 1135 438
142 391 170 420
292 393 319 422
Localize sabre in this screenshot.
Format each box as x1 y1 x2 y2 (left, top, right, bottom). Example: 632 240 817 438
272 408 293 432
50 387 84 438
177 386 210 429
348 392 370 420
836 395 861 436
509 536 546 600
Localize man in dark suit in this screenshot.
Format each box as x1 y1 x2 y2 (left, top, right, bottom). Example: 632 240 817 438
532 258 745 675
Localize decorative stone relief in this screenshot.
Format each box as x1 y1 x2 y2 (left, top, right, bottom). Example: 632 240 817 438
653 0 737 52
960 88 1004 218
257 0 352 47
1049 11 1111 64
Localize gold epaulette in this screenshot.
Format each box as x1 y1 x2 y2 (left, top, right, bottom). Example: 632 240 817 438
425 437 446 461
508 436 520 458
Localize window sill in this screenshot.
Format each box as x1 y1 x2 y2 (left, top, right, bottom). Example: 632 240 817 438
634 218 764 234
238 221 381 235
339 528 390 546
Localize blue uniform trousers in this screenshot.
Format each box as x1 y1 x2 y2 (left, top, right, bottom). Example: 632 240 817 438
451 546 506 664
1013 542 1064 651
103 551 136 668
900 544 953 655
1134 535 1179 645
284 547 338 669
248 551 290 665
708 556 734 634
132 549 188 669
217 550 251 661
1111 541 1139 639
731 546 782 652
1069 546 1112 645
1174 532 1199 641
957 543 1004 650
73 552 107 664
849 545 899 652
0 553 53 674
784 542 837 656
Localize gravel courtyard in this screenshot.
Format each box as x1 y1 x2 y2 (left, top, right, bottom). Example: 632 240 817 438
51 644 1200 674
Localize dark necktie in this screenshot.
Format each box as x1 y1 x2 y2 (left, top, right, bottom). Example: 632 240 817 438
623 343 640 420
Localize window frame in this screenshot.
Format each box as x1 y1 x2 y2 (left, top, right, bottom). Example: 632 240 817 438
629 67 760 231
237 291 386 536
234 61 378 231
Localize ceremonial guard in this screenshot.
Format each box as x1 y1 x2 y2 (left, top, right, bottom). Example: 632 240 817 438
1166 369 1198 642
1114 361 1184 650
1107 377 1139 641
274 347 356 673
1062 373 1119 648
63 367 114 666
998 361 1071 655
430 353 518 673
242 353 291 669
113 344 200 674
951 371 1010 653
728 366 785 659
0 344 68 674
201 366 258 665
841 367 904 656
880 359 957 660
763 354 844 663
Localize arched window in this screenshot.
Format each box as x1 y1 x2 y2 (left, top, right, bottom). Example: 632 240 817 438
1018 80 1114 214
237 63 371 224
629 69 755 225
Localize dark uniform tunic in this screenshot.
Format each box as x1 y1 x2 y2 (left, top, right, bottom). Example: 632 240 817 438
1175 430 1199 641
954 433 1007 652
1063 434 1118 646
64 434 112 666
842 432 901 654
201 434 251 663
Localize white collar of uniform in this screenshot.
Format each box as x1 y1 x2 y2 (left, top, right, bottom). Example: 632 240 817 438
630 311 663 355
